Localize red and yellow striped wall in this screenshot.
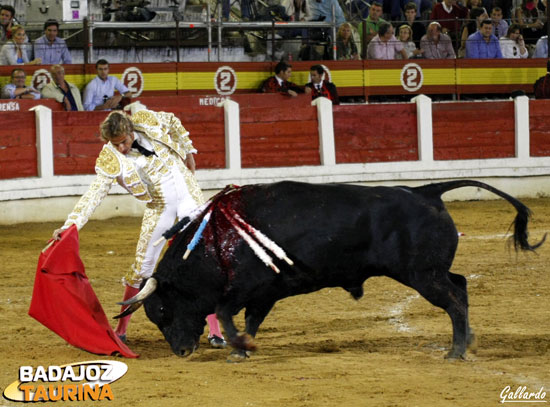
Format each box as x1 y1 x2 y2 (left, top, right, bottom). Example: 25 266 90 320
0 59 546 99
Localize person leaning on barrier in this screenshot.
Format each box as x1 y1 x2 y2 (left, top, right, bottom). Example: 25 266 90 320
260 60 311 97
305 64 339 104
1 68 40 99
499 24 528 58
420 22 456 59
83 59 132 111
465 19 503 58
0 4 15 42
33 19 72 65
0 25 41 65
41 64 83 110
367 22 408 60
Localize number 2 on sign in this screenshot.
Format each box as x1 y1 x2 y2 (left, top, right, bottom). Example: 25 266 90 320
219 71 231 91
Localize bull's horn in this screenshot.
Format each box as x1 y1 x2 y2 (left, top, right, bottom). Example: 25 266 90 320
118 278 158 306
113 302 142 319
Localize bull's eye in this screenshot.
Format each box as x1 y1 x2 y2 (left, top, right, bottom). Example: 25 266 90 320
159 306 165 315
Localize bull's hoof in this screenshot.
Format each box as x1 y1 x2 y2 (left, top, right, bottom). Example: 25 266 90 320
444 348 466 360
231 333 257 352
226 349 252 363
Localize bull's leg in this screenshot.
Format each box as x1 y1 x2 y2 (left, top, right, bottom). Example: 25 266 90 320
409 270 469 359
216 306 257 355
448 272 476 352
244 301 275 338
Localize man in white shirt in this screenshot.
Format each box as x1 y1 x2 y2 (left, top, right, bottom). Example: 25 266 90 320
367 22 408 60
83 59 133 111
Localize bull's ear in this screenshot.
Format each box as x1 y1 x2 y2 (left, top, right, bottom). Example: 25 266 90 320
113 302 142 319
118 278 158 305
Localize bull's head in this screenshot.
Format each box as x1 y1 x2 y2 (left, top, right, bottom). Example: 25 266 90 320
115 277 209 357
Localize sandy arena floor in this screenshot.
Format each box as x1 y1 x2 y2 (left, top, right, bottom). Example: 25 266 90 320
0 197 549 407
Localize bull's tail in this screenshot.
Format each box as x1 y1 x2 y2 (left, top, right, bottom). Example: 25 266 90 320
414 180 546 252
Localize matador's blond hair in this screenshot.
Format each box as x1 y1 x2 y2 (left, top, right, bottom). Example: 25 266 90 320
100 111 134 142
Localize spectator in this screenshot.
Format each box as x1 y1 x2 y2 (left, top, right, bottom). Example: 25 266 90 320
83 59 132 111
41 64 83 110
1 68 40 99
514 0 545 44
0 25 41 65
490 7 509 38
308 0 346 25
533 35 548 57
499 24 528 57
534 59 550 97
282 0 311 21
430 0 468 42
421 21 457 58
396 24 423 58
465 19 503 58
260 60 310 97
466 0 483 12
336 22 359 59
367 22 408 59
0 5 15 42
403 2 426 47
221 0 252 21
459 7 489 57
33 19 72 65
358 2 386 46
305 64 339 104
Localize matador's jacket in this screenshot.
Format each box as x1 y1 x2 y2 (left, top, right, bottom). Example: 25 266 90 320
61 109 205 286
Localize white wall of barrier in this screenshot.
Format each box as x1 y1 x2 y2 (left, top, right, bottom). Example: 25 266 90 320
1 95 549 225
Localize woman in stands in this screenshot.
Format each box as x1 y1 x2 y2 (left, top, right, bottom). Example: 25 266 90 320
0 25 41 65
336 22 359 60
514 0 545 44
396 24 423 58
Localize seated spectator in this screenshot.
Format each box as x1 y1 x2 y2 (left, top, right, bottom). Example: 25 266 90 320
1 68 40 99
430 0 468 42
308 0 345 25
33 19 72 65
0 25 41 65
396 24 423 58
282 0 310 21
533 34 548 57
0 5 15 42
403 2 426 47
499 24 528 57
465 19 503 58
41 64 83 110
336 22 359 60
534 59 550 97
466 0 484 13
490 7 509 38
367 22 408 59
358 2 386 46
83 59 132 111
459 7 489 57
421 22 457 59
305 64 339 104
260 60 310 97
405 0 433 20
514 0 545 44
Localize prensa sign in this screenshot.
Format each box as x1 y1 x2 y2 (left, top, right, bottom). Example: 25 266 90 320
3 360 128 402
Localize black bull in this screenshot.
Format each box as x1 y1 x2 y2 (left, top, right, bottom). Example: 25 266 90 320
119 180 545 359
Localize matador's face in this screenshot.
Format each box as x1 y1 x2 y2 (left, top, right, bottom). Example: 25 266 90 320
110 132 134 155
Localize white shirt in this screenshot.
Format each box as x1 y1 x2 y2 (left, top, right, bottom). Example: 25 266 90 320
82 75 129 111
499 37 528 59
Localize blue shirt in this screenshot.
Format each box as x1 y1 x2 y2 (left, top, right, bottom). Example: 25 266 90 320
83 76 129 111
308 0 345 25
33 35 72 64
465 31 503 59
534 36 548 58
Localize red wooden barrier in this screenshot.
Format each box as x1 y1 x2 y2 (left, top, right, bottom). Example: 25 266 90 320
432 101 515 160
529 100 550 157
52 112 108 175
0 111 37 179
240 101 320 168
333 104 418 163
170 107 225 169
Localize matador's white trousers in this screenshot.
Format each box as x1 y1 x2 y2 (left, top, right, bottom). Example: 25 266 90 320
124 164 198 288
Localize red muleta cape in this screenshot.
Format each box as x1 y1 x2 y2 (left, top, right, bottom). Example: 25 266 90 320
28 225 138 358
